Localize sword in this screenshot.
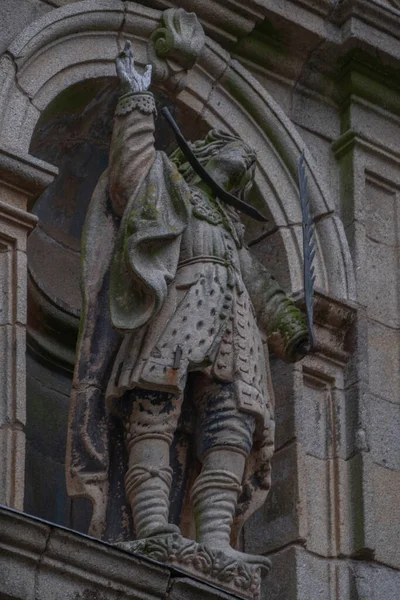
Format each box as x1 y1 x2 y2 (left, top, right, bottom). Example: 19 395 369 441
298 150 317 352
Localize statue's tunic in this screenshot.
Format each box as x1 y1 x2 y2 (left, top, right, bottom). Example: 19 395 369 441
104 94 307 429
107 184 271 425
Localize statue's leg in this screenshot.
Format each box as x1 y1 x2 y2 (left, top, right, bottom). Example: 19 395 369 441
123 389 183 539
190 375 255 551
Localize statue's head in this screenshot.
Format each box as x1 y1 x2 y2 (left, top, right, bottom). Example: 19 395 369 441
170 129 256 201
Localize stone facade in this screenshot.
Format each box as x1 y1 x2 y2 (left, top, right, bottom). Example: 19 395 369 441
0 1 399 599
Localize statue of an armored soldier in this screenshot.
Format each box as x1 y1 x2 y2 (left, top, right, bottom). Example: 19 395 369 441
66 34 309 588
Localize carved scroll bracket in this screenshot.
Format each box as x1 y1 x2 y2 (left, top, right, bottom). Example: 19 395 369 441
294 290 356 366
148 8 206 95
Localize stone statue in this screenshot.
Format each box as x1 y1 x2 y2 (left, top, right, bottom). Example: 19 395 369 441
66 23 309 598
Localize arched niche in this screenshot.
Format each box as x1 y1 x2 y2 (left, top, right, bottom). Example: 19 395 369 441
0 1 356 530
0 0 355 301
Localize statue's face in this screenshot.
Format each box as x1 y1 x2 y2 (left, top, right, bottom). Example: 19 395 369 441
204 141 256 195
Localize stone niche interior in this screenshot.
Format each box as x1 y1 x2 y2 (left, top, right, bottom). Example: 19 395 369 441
25 75 291 538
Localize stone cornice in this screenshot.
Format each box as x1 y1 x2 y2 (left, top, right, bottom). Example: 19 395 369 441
332 129 400 167
0 200 38 232
129 0 265 44
0 145 57 205
230 0 400 109
0 505 236 600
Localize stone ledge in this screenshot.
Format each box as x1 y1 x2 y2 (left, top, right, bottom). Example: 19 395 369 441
0 505 242 600
0 146 57 200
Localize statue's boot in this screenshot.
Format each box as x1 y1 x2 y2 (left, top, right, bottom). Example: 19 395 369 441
125 463 179 539
191 468 271 570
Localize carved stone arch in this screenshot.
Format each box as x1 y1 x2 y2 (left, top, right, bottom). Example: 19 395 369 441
0 0 355 302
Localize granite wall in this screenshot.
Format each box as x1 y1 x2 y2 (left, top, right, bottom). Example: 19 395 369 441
0 1 399 599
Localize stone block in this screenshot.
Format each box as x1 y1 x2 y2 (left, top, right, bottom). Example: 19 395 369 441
293 91 340 143
169 577 234 600
343 381 370 458
366 237 399 328
351 561 400 600
297 372 334 460
344 305 370 390
0 0 51 56
366 178 397 247
368 319 400 404
16 249 28 325
269 357 301 450
0 324 13 422
296 125 340 207
296 547 347 600
0 508 49 600
304 453 333 556
369 394 400 471
0 506 171 600
41 529 171 600
0 84 41 152
244 442 306 555
346 452 376 556
264 545 353 600
15 322 28 424
263 545 297 600
372 463 400 569
0 423 26 508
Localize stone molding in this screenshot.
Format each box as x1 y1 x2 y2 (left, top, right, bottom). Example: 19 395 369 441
0 505 234 600
333 128 400 168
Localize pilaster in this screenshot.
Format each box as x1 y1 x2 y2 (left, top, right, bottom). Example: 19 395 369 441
0 146 56 509
244 292 357 563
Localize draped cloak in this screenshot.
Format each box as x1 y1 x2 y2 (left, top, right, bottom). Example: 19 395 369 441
66 97 308 543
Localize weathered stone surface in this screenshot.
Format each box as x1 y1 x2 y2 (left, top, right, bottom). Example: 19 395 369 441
368 319 400 404
266 543 400 600
369 394 400 471
1 506 251 600
366 236 399 328
0 2 399 599
0 0 51 55
168 578 234 600
372 463 400 569
244 442 306 555
269 358 300 451
366 177 398 247
351 560 400 600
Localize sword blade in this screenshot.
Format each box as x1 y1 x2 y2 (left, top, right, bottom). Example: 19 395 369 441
298 151 317 352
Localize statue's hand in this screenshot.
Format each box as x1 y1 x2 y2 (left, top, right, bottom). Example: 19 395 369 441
116 40 152 93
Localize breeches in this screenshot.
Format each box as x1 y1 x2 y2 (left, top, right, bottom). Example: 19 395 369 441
120 374 256 459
